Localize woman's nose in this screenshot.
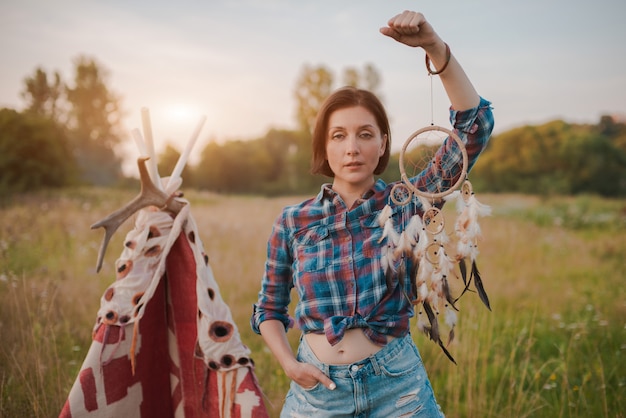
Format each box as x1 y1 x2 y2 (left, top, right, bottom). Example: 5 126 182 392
346 135 359 155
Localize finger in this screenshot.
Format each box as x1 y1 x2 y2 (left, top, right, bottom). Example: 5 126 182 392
394 11 425 35
379 26 401 41
397 10 416 30
318 374 336 391
386 12 403 28
408 12 426 30
308 365 336 390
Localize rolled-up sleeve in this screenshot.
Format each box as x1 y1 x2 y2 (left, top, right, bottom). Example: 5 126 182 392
251 211 295 334
413 97 494 194
449 96 494 172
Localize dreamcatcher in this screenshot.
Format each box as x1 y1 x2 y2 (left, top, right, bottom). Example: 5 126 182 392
379 100 491 363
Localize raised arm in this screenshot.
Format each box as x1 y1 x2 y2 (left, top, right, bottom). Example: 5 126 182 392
380 10 479 111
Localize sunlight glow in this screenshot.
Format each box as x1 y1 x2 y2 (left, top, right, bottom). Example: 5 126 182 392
164 103 200 124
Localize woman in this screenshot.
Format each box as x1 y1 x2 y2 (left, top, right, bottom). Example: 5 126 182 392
251 10 494 417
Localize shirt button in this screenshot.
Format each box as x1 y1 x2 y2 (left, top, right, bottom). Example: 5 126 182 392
351 365 359 372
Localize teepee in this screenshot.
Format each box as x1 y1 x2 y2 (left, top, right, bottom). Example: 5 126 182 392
60 110 268 418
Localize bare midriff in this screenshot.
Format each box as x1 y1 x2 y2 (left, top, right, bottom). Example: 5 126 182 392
304 328 394 365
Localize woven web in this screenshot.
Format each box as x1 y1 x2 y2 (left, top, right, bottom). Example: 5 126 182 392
401 128 453 198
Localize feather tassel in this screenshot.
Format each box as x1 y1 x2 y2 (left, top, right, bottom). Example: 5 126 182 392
444 304 458 343
380 217 400 246
472 260 491 311
442 277 458 311
417 308 429 335
458 257 468 286
438 339 457 364
422 301 439 343
377 204 392 228
425 300 457 364
405 214 423 247
415 226 429 260
394 231 412 260
417 281 429 304
410 180 491 364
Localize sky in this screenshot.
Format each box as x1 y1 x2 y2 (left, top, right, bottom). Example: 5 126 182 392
1 0 625 172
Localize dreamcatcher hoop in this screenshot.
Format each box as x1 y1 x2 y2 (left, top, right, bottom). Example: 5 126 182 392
399 125 468 199
390 183 413 206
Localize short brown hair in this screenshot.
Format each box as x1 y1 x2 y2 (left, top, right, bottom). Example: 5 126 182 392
311 86 391 177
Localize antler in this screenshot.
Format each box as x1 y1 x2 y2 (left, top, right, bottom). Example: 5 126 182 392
91 157 186 272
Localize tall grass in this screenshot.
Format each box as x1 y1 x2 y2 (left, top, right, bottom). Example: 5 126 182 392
0 190 624 417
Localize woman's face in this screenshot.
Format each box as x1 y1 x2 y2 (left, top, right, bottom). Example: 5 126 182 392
325 105 386 193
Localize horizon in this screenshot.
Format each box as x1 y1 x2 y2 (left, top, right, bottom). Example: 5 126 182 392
2 0 625 171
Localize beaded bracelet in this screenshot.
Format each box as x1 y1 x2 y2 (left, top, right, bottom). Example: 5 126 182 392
425 42 451 75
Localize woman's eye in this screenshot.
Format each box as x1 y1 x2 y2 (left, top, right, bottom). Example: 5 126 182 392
360 132 374 139
331 133 344 141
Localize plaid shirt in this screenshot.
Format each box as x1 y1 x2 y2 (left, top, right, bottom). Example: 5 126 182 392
251 97 494 346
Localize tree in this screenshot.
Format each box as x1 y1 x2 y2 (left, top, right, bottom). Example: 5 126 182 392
471 118 626 197
293 64 334 134
193 129 325 196
21 67 64 122
259 129 325 195
560 131 626 197
157 144 181 179
294 63 384 136
341 63 382 96
196 138 275 194
0 108 77 197
596 114 626 153
194 140 222 191
342 67 359 88
65 55 125 185
362 63 382 94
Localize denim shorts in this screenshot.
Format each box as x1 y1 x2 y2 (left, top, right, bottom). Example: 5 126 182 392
280 334 445 417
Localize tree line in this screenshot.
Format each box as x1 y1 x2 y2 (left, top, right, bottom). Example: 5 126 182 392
1 57 625 199
1 56 124 198
178 115 626 198
471 116 626 197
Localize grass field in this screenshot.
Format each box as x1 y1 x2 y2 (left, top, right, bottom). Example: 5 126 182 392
0 189 624 417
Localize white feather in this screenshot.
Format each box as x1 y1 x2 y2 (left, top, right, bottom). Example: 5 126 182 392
469 243 480 261
456 238 472 259
418 282 429 302
405 215 423 246
469 195 492 217
380 244 396 273
437 246 455 277
379 217 400 245
445 306 458 329
415 227 429 258
394 231 412 259
417 309 429 333
434 231 450 245
377 204 392 227
418 259 433 282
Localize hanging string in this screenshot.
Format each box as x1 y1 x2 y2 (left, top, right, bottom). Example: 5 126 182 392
429 74 435 126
